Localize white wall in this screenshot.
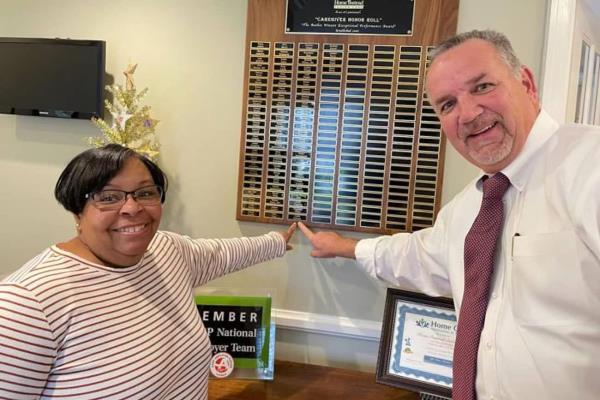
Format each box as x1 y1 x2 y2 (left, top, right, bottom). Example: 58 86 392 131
566 0 600 123
0 0 547 372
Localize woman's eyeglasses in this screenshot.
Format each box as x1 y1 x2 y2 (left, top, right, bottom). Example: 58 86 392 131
85 185 163 210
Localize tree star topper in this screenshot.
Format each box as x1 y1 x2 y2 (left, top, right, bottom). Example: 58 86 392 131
123 63 138 91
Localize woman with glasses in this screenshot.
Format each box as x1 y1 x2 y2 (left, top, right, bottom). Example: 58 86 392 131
0 144 296 399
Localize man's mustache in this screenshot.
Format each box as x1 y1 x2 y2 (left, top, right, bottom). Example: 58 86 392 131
459 114 501 139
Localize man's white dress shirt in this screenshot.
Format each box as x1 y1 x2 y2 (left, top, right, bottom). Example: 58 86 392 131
356 110 600 400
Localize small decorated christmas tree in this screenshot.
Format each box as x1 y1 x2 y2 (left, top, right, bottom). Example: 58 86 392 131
89 63 160 160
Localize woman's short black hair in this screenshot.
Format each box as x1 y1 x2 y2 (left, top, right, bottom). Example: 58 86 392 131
54 144 168 215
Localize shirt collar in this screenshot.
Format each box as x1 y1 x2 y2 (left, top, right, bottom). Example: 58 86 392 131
475 109 559 192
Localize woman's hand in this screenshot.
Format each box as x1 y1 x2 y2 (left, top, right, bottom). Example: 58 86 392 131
278 222 297 250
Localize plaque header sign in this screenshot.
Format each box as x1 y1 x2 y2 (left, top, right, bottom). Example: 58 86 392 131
285 0 415 36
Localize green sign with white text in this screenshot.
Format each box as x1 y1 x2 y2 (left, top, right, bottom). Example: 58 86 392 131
195 295 272 372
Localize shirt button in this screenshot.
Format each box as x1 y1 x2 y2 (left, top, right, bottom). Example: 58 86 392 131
486 342 493 350
491 292 498 299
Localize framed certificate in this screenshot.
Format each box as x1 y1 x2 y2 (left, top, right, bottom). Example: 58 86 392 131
376 288 456 397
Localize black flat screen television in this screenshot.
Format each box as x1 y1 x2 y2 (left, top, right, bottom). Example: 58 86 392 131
0 37 105 119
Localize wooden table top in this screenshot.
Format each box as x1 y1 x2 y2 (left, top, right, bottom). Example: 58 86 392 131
209 360 420 400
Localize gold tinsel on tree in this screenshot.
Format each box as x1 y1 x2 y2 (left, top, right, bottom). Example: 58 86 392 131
89 63 160 160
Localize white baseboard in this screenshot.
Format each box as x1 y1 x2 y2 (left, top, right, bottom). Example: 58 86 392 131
272 308 382 342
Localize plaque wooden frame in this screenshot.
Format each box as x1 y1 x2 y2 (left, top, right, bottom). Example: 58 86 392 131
236 0 458 234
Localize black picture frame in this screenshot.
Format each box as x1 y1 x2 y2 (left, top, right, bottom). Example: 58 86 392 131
376 288 456 397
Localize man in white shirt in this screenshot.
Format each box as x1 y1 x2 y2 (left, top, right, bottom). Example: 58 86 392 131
299 30 600 400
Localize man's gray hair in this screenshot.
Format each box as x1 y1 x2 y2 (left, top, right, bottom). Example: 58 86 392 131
430 30 522 77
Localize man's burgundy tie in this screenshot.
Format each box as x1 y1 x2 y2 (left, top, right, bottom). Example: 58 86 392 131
452 173 510 400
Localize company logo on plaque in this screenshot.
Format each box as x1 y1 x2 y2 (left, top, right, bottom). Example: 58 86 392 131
334 0 365 10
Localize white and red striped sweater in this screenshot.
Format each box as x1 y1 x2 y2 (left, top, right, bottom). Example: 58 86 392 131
0 230 285 399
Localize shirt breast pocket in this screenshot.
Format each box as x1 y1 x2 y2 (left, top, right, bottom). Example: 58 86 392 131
511 230 587 326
